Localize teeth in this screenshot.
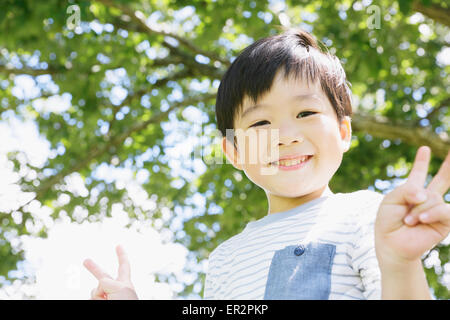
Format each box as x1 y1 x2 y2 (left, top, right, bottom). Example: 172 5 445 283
272 156 310 166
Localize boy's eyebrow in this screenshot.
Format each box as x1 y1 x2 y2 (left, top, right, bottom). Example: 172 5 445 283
240 93 318 120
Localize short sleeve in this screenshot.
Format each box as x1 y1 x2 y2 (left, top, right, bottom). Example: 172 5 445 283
350 190 385 300
203 245 224 300
203 267 216 299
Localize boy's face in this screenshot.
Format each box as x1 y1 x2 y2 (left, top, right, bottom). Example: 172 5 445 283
222 70 352 199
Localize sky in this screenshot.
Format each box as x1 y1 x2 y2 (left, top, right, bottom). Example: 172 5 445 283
21 216 188 299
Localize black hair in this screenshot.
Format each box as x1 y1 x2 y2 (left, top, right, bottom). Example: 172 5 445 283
215 28 353 145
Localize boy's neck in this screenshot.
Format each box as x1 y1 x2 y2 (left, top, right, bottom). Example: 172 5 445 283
266 185 333 215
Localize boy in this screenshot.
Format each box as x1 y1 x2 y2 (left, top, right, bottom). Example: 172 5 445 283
83 28 450 300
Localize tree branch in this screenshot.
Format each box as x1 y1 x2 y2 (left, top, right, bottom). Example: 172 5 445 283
0 57 182 80
0 64 59 76
162 40 225 79
423 97 450 124
351 112 449 159
94 0 230 66
412 1 450 27
102 14 226 80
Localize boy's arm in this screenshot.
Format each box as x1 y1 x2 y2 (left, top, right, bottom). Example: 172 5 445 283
375 146 449 300
379 259 431 300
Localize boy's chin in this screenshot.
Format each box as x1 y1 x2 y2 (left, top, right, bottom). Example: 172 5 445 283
265 186 315 198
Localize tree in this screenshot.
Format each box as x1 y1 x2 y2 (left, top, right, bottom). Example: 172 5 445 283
0 0 449 298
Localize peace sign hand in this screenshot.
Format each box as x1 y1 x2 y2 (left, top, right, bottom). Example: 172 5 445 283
375 146 450 269
83 245 138 300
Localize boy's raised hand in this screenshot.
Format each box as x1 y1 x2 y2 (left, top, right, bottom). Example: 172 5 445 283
83 245 138 300
375 146 450 268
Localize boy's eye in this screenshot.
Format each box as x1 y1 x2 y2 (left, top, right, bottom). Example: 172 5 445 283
249 120 270 128
249 111 316 128
297 111 316 118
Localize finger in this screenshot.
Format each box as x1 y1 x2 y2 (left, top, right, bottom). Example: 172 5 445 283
398 146 432 206
427 150 450 196
406 146 430 189
417 203 450 224
116 244 131 282
83 259 112 281
403 191 441 226
99 277 126 294
386 181 429 209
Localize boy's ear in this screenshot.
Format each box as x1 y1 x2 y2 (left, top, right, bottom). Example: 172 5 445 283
222 137 243 170
339 116 352 153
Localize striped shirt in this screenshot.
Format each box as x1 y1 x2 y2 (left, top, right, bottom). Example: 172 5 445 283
204 189 385 300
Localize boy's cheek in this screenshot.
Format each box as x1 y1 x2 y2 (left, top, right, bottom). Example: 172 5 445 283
236 138 271 167
235 129 279 164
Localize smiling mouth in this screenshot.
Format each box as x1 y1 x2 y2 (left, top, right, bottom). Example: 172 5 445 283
269 155 313 167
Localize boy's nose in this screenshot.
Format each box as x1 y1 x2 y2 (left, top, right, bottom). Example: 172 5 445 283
277 123 305 146
278 136 304 146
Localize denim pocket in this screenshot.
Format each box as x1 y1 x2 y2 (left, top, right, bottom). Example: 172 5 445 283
263 242 336 300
